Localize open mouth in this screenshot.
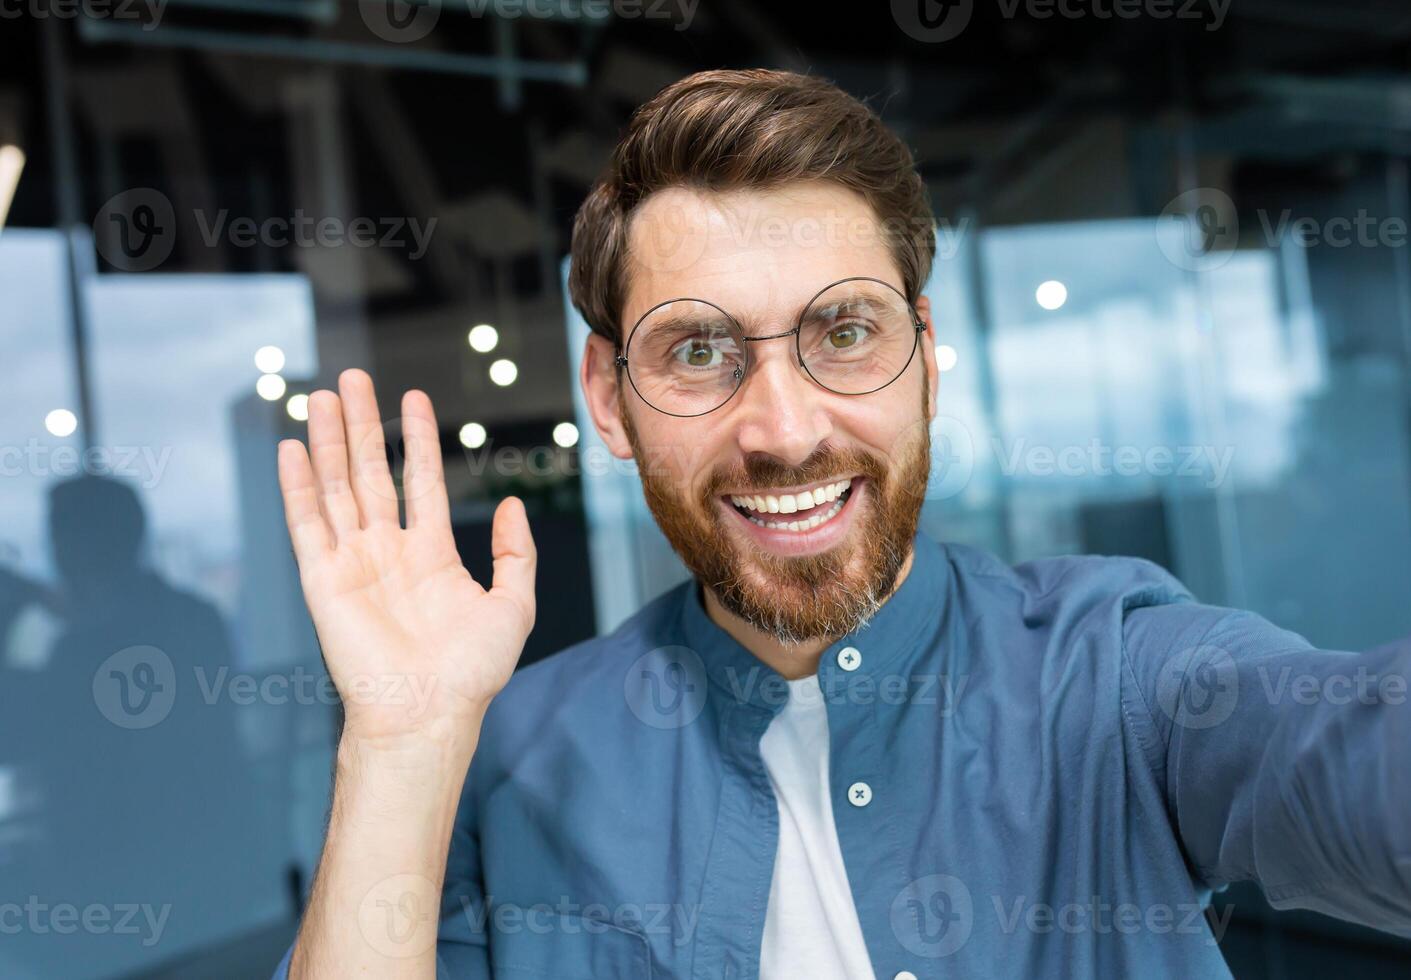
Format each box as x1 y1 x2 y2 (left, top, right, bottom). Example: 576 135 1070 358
725 477 856 533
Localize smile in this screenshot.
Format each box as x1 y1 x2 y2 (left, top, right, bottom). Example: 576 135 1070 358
726 478 854 532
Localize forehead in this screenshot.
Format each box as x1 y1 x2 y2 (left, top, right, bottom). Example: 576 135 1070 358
622 183 904 333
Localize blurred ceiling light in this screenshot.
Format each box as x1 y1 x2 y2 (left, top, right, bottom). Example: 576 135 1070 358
256 373 287 401
254 344 286 374
935 344 959 372
459 422 487 449
489 358 518 387
44 408 77 438
0 145 24 233
468 323 499 353
286 393 310 422
1035 279 1068 311
552 422 579 448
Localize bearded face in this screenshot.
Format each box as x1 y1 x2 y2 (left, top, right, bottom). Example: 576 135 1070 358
626 379 930 645
581 183 941 647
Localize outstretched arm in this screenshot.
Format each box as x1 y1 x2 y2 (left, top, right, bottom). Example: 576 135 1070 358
1124 603 1411 935
274 369 536 979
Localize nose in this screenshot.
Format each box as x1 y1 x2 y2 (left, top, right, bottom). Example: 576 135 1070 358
731 341 833 466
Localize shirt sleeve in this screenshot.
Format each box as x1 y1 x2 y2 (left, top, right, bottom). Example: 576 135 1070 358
267 771 492 979
1121 600 1411 937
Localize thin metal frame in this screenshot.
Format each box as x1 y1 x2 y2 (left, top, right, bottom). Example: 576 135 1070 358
614 276 927 418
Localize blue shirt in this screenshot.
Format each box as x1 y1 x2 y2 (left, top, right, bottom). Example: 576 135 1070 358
273 533 1411 978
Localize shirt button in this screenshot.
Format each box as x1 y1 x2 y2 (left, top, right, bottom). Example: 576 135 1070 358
837 646 862 671
895 973 919 980
847 781 872 807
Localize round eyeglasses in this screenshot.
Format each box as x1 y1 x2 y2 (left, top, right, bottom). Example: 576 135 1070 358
614 276 926 418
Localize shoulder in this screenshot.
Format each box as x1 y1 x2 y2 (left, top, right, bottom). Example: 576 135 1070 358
939 539 1194 621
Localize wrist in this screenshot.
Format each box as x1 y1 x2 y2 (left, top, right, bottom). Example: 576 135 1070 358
336 711 484 793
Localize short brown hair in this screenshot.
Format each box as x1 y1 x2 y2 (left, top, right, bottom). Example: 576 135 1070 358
568 68 936 347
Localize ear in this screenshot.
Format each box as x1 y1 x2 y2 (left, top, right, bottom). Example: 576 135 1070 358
915 294 939 421
581 333 635 460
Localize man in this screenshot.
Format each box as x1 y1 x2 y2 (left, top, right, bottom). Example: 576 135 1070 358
272 70 1410 979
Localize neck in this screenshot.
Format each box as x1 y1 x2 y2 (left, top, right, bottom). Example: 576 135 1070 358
701 546 915 680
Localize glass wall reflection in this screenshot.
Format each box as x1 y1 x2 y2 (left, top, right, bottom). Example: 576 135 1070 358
0 229 325 978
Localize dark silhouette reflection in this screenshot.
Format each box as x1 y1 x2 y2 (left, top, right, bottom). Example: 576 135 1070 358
3 476 263 978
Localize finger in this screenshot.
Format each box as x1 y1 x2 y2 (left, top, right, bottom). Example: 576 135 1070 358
337 369 399 526
488 496 537 630
277 439 331 557
401 389 451 533
306 389 360 536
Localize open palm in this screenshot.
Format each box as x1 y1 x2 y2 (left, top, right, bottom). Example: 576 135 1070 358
277 369 536 743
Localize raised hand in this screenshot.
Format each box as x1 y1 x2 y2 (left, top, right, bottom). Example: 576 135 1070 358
276 369 535 745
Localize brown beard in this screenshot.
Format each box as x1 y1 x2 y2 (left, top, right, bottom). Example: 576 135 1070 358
623 386 931 646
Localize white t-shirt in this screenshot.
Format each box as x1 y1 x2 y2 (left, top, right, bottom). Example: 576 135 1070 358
758 675 877 980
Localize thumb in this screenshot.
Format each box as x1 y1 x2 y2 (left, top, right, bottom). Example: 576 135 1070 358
489 496 537 628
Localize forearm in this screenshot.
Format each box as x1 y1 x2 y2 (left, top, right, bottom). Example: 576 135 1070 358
290 720 483 979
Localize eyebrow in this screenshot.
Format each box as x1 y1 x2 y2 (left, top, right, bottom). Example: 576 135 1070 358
641 309 739 335
797 286 900 321
632 280 908 336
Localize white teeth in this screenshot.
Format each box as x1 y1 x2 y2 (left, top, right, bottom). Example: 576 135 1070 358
744 496 846 533
730 478 854 521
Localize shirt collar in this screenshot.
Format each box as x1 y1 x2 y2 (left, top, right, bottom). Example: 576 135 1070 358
677 533 949 712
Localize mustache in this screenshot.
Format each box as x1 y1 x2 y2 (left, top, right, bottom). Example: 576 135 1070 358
702 445 887 500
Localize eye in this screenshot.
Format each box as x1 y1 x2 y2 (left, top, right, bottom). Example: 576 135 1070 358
673 338 724 368
826 321 870 350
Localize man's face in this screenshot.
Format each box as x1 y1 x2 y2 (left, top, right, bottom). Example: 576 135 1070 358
583 183 939 645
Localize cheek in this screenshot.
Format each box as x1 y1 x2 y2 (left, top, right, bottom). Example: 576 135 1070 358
832 397 917 457
632 414 722 494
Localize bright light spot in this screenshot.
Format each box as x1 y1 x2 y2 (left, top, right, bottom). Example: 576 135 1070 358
1035 280 1068 311
44 408 77 437
459 422 487 449
552 422 579 448
935 344 959 372
286 393 310 421
257 373 287 401
468 323 499 353
0 144 25 232
489 358 518 387
254 345 286 373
